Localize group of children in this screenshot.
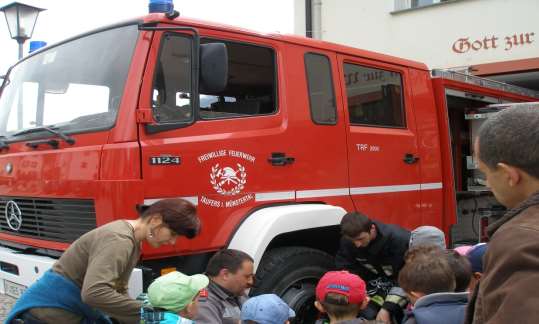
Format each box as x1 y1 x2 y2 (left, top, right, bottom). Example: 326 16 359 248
138 271 295 324
314 242 487 324
138 241 487 324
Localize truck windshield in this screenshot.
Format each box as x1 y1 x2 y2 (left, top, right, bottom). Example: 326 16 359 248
0 24 139 138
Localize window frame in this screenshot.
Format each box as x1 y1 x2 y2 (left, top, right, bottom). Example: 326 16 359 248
304 52 338 126
343 61 407 129
393 0 458 13
150 31 196 126
197 37 279 121
0 22 140 141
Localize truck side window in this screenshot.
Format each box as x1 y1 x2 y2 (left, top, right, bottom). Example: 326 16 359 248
199 39 276 119
305 53 337 125
344 64 405 128
152 34 193 123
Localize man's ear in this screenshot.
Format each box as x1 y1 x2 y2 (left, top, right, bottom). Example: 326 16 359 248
314 300 326 313
219 268 230 280
498 163 521 187
473 272 483 280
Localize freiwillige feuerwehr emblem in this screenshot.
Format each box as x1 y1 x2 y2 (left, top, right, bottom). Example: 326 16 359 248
210 163 247 196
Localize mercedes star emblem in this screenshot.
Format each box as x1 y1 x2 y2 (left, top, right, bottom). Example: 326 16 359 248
5 163 13 174
5 200 22 231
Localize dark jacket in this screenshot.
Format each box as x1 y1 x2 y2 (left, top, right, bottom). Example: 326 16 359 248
315 318 386 324
403 292 468 324
468 191 539 324
335 221 410 283
195 280 247 324
335 221 410 315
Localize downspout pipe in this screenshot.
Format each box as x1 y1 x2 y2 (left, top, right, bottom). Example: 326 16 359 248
305 0 312 38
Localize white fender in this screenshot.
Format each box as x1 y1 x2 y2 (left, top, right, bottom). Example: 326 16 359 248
227 204 346 270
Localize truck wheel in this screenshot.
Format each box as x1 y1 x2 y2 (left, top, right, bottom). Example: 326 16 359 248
251 247 334 324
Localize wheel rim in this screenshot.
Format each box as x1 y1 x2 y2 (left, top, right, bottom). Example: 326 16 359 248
281 278 319 324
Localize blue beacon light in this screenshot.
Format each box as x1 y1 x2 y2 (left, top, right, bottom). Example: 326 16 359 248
149 0 174 14
29 41 47 53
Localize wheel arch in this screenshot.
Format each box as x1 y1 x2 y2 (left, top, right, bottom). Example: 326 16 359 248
227 203 346 270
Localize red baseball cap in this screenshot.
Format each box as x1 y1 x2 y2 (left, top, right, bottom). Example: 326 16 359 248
316 271 366 305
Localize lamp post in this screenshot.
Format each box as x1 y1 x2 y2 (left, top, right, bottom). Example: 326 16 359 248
0 2 45 60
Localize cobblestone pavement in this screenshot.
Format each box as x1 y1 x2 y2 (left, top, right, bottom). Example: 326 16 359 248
0 294 16 322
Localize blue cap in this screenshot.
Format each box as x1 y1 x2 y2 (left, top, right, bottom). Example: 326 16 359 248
466 243 487 273
29 41 47 53
149 0 174 14
241 294 295 324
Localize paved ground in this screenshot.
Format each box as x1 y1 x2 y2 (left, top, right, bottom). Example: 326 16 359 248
0 294 16 321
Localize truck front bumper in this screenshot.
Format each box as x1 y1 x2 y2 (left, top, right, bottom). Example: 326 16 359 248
0 245 143 299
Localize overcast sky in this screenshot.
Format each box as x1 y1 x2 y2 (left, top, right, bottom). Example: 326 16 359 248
0 0 295 75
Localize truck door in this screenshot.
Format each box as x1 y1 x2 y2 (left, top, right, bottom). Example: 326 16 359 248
137 31 299 253
338 56 421 227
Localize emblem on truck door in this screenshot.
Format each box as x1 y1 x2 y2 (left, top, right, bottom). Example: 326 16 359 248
210 163 247 196
198 150 256 208
5 200 22 231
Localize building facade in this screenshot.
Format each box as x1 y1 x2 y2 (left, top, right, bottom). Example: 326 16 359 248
293 0 539 90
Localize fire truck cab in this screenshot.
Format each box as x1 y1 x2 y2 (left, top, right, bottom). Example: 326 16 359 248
0 11 537 322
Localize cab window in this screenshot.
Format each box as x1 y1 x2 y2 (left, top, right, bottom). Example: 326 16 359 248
305 53 337 125
152 33 193 123
198 39 277 120
344 63 405 128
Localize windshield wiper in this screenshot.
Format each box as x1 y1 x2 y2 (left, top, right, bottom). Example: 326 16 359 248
13 125 75 145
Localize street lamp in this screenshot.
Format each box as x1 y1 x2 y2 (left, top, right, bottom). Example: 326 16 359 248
0 2 45 60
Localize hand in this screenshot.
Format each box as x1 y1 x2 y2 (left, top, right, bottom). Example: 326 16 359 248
376 308 391 323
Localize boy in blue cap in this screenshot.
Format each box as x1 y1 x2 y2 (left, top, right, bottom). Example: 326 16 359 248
241 294 295 324
466 243 487 292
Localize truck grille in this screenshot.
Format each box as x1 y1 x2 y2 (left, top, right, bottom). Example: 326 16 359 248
0 197 96 243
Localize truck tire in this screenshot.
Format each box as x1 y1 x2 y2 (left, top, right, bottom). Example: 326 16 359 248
251 246 334 324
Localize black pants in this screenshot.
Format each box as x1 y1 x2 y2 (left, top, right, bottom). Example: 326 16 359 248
359 300 381 320
358 301 403 324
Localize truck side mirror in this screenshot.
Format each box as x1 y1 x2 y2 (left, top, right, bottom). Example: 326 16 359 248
200 43 228 93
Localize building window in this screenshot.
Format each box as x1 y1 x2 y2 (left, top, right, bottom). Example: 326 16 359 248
394 0 451 11
344 63 405 128
198 39 277 120
305 53 337 125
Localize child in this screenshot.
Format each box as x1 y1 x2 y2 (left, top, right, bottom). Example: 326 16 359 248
404 245 444 264
399 248 468 324
314 270 371 324
466 243 487 291
141 271 209 324
454 245 472 256
240 293 295 324
408 226 446 250
445 250 473 292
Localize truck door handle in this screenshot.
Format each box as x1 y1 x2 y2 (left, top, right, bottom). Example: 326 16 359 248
403 153 419 164
268 152 295 166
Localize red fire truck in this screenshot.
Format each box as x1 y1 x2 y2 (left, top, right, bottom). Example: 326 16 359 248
0 10 537 322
